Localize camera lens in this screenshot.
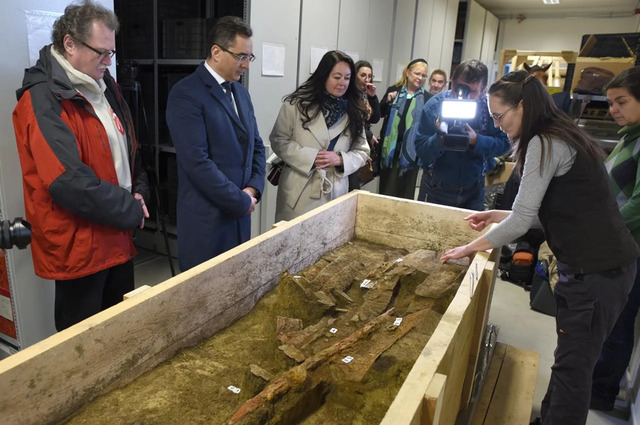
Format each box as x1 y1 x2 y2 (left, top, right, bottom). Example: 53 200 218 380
0 218 32 250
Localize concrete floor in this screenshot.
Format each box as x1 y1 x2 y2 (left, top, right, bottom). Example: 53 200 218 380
489 278 630 425
133 249 632 425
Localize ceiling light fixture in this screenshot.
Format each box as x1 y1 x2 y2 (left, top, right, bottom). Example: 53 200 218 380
543 0 560 4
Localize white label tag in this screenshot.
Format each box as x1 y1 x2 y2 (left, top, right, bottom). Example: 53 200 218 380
393 317 403 326
394 258 403 263
0 295 13 322
341 356 354 364
227 385 241 394
329 328 338 334
360 279 375 289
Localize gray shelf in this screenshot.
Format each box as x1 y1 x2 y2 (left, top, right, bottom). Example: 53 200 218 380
157 59 203 66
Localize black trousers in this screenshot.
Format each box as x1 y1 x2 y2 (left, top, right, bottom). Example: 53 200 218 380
591 257 640 406
54 260 135 331
540 259 636 425
378 163 418 200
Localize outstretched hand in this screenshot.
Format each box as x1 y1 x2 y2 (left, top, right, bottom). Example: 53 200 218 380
440 244 474 263
464 211 494 232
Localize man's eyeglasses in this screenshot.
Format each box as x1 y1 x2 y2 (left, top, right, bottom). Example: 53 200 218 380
78 39 116 60
491 104 517 123
217 45 255 63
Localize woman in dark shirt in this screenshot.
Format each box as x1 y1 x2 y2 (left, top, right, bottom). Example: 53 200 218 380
442 70 638 425
348 60 381 191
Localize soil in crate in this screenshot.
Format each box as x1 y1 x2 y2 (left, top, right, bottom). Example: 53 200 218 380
62 240 467 425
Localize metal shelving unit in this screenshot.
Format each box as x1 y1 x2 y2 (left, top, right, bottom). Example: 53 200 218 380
114 0 246 253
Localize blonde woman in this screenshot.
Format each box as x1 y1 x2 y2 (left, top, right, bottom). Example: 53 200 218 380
378 58 431 199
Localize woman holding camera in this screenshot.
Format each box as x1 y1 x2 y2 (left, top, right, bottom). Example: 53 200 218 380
270 51 369 222
441 70 638 425
378 58 431 199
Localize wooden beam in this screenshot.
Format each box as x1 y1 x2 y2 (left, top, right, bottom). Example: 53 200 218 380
123 285 151 300
460 260 497 407
483 344 540 425
470 343 507 425
424 373 447 425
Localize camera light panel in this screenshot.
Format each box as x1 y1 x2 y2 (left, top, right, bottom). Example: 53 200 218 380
441 99 477 120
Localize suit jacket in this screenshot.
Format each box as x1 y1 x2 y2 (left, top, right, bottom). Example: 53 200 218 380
166 64 266 271
270 100 369 222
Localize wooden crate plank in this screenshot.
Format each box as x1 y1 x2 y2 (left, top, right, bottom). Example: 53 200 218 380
355 194 482 252
123 285 151 300
424 373 447 425
483 345 540 425
470 343 508 425
461 260 498 406
435 275 483 425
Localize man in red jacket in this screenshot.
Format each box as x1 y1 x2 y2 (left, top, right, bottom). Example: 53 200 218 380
12 0 149 331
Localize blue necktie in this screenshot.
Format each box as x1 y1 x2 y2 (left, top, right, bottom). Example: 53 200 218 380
221 81 234 106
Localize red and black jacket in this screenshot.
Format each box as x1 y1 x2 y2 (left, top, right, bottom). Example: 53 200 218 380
12 45 149 280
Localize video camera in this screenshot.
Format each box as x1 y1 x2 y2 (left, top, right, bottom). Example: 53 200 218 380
0 218 31 250
438 84 477 151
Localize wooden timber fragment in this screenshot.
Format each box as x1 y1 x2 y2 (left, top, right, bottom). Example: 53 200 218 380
274 272 330 325
445 256 471 267
277 316 335 347
339 308 431 382
229 308 396 425
279 344 306 362
242 365 274 396
275 316 303 336
332 289 353 305
415 269 462 299
250 364 273 382
313 290 336 308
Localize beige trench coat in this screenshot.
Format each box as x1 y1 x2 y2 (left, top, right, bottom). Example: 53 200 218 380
270 101 369 222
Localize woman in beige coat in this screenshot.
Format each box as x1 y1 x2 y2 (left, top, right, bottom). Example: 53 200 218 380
270 51 370 222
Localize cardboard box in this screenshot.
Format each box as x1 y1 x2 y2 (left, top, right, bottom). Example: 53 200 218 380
486 161 515 187
570 56 635 93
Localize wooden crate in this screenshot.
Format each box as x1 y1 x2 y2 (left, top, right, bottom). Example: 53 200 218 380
0 192 499 425
498 49 577 90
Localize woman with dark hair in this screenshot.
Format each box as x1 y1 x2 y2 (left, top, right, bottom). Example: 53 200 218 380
441 70 638 425
270 50 369 221
378 58 432 199
348 60 381 191
590 66 640 412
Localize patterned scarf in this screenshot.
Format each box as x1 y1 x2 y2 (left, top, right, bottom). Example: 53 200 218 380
605 122 640 208
322 94 347 128
381 86 426 176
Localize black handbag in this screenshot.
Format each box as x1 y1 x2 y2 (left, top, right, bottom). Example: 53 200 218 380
267 159 285 186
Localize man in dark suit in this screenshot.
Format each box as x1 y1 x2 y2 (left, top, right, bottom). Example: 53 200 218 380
166 16 266 271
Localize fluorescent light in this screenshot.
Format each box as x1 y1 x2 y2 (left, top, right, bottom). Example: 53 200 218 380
543 0 560 4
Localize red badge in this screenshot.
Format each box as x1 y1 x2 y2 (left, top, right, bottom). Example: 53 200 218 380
111 109 125 135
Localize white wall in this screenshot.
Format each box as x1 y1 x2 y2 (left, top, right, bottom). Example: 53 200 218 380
497 15 640 52
389 0 417 83
247 0 302 236
413 0 459 78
